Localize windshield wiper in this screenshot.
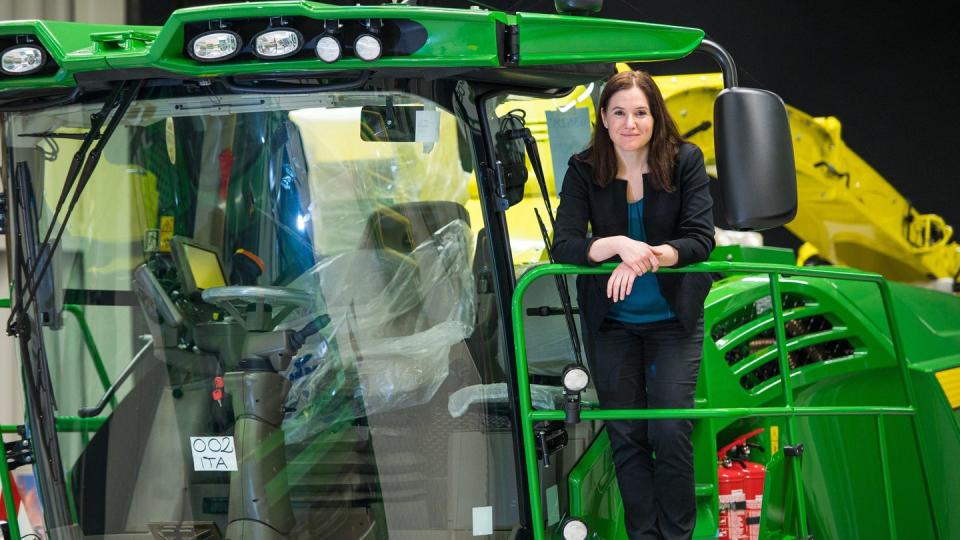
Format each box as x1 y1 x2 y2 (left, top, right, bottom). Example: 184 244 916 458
8 161 78 532
18 131 101 140
8 79 144 330
6 79 144 534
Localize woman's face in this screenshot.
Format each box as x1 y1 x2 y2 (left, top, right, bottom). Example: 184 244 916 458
601 85 654 155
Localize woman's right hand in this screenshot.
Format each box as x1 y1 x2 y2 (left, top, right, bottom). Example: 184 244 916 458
616 237 660 275
607 262 639 302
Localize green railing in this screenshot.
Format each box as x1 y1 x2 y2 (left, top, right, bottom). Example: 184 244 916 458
0 264 933 539
0 299 111 401
512 261 929 540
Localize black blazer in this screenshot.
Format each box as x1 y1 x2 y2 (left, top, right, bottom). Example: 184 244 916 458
552 143 715 335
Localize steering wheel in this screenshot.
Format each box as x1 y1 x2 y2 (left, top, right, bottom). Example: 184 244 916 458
202 286 314 331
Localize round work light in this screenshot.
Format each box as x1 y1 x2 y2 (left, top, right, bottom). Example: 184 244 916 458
315 35 342 63
562 518 589 540
253 28 303 59
1 46 45 75
188 31 241 62
561 364 590 393
354 34 382 62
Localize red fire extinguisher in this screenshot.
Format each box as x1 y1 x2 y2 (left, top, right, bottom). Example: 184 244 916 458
717 457 746 540
717 428 766 540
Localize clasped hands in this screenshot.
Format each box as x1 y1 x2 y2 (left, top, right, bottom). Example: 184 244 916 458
606 237 678 302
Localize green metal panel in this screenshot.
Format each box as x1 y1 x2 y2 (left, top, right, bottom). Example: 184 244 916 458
566 430 624 539
838 280 960 364
133 2 508 75
0 1 710 91
758 451 802 539
0 2 506 88
709 245 796 265
566 429 722 540
696 269 952 540
0 20 161 88
907 357 960 537
515 11 703 66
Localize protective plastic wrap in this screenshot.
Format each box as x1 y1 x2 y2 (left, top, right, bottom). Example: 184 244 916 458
282 219 475 443
447 383 565 418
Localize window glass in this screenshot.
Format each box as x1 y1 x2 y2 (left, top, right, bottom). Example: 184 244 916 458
6 89 520 538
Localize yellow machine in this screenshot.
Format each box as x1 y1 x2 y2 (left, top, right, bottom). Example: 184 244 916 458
487 71 960 289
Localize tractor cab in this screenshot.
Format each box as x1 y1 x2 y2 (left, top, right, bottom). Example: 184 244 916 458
6 85 516 538
0 3 815 540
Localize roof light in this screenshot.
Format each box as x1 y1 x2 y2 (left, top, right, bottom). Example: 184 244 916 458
354 34 382 62
188 30 241 62
316 35 342 63
253 28 302 59
561 364 590 393
562 518 589 540
1 46 45 75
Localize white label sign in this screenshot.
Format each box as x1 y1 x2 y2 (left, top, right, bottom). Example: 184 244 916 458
190 436 238 472
415 109 440 144
472 506 493 536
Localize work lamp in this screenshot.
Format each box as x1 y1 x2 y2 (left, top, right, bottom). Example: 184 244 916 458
1 45 45 75
562 518 589 540
354 34 382 61
188 30 241 62
316 35 342 63
253 28 303 59
561 364 590 393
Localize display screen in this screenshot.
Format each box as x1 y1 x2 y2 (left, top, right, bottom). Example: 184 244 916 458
183 243 226 290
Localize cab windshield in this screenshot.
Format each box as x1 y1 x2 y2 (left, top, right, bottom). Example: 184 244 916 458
5 88 522 538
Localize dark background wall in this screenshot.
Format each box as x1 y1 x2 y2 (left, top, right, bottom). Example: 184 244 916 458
129 0 960 234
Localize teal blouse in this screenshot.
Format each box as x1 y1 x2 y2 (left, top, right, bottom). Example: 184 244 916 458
606 199 676 324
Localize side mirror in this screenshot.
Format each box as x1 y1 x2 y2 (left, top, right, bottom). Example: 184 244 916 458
714 88 797 230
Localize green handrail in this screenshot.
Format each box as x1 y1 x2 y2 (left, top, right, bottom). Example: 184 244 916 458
511 261 927 540
63 305 113 404
0 299 111 398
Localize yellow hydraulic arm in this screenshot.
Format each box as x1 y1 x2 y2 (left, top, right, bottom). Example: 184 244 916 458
658 73 959 286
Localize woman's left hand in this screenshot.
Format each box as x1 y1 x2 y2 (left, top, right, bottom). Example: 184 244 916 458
651 244 680 267
607 262 639 302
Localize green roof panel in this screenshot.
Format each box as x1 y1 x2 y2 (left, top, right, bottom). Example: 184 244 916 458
515 11 703 66
0 1 706 92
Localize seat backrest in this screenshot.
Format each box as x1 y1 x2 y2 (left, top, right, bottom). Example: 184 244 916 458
317 249 421 339
359 201 471 254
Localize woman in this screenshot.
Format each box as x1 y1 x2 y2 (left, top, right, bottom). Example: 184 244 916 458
552 70 714 540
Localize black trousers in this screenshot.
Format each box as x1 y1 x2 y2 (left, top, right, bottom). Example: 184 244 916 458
589 317 704 540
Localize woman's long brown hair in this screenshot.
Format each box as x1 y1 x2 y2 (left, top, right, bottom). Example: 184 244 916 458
581 70 683 192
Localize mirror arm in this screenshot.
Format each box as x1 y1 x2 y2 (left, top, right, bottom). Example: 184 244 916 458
697 39 739 89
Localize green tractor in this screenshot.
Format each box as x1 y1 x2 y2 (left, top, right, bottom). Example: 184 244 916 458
0 2 957 540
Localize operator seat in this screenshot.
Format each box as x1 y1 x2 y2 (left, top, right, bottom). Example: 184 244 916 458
357 201 489 533
285 200 489 536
